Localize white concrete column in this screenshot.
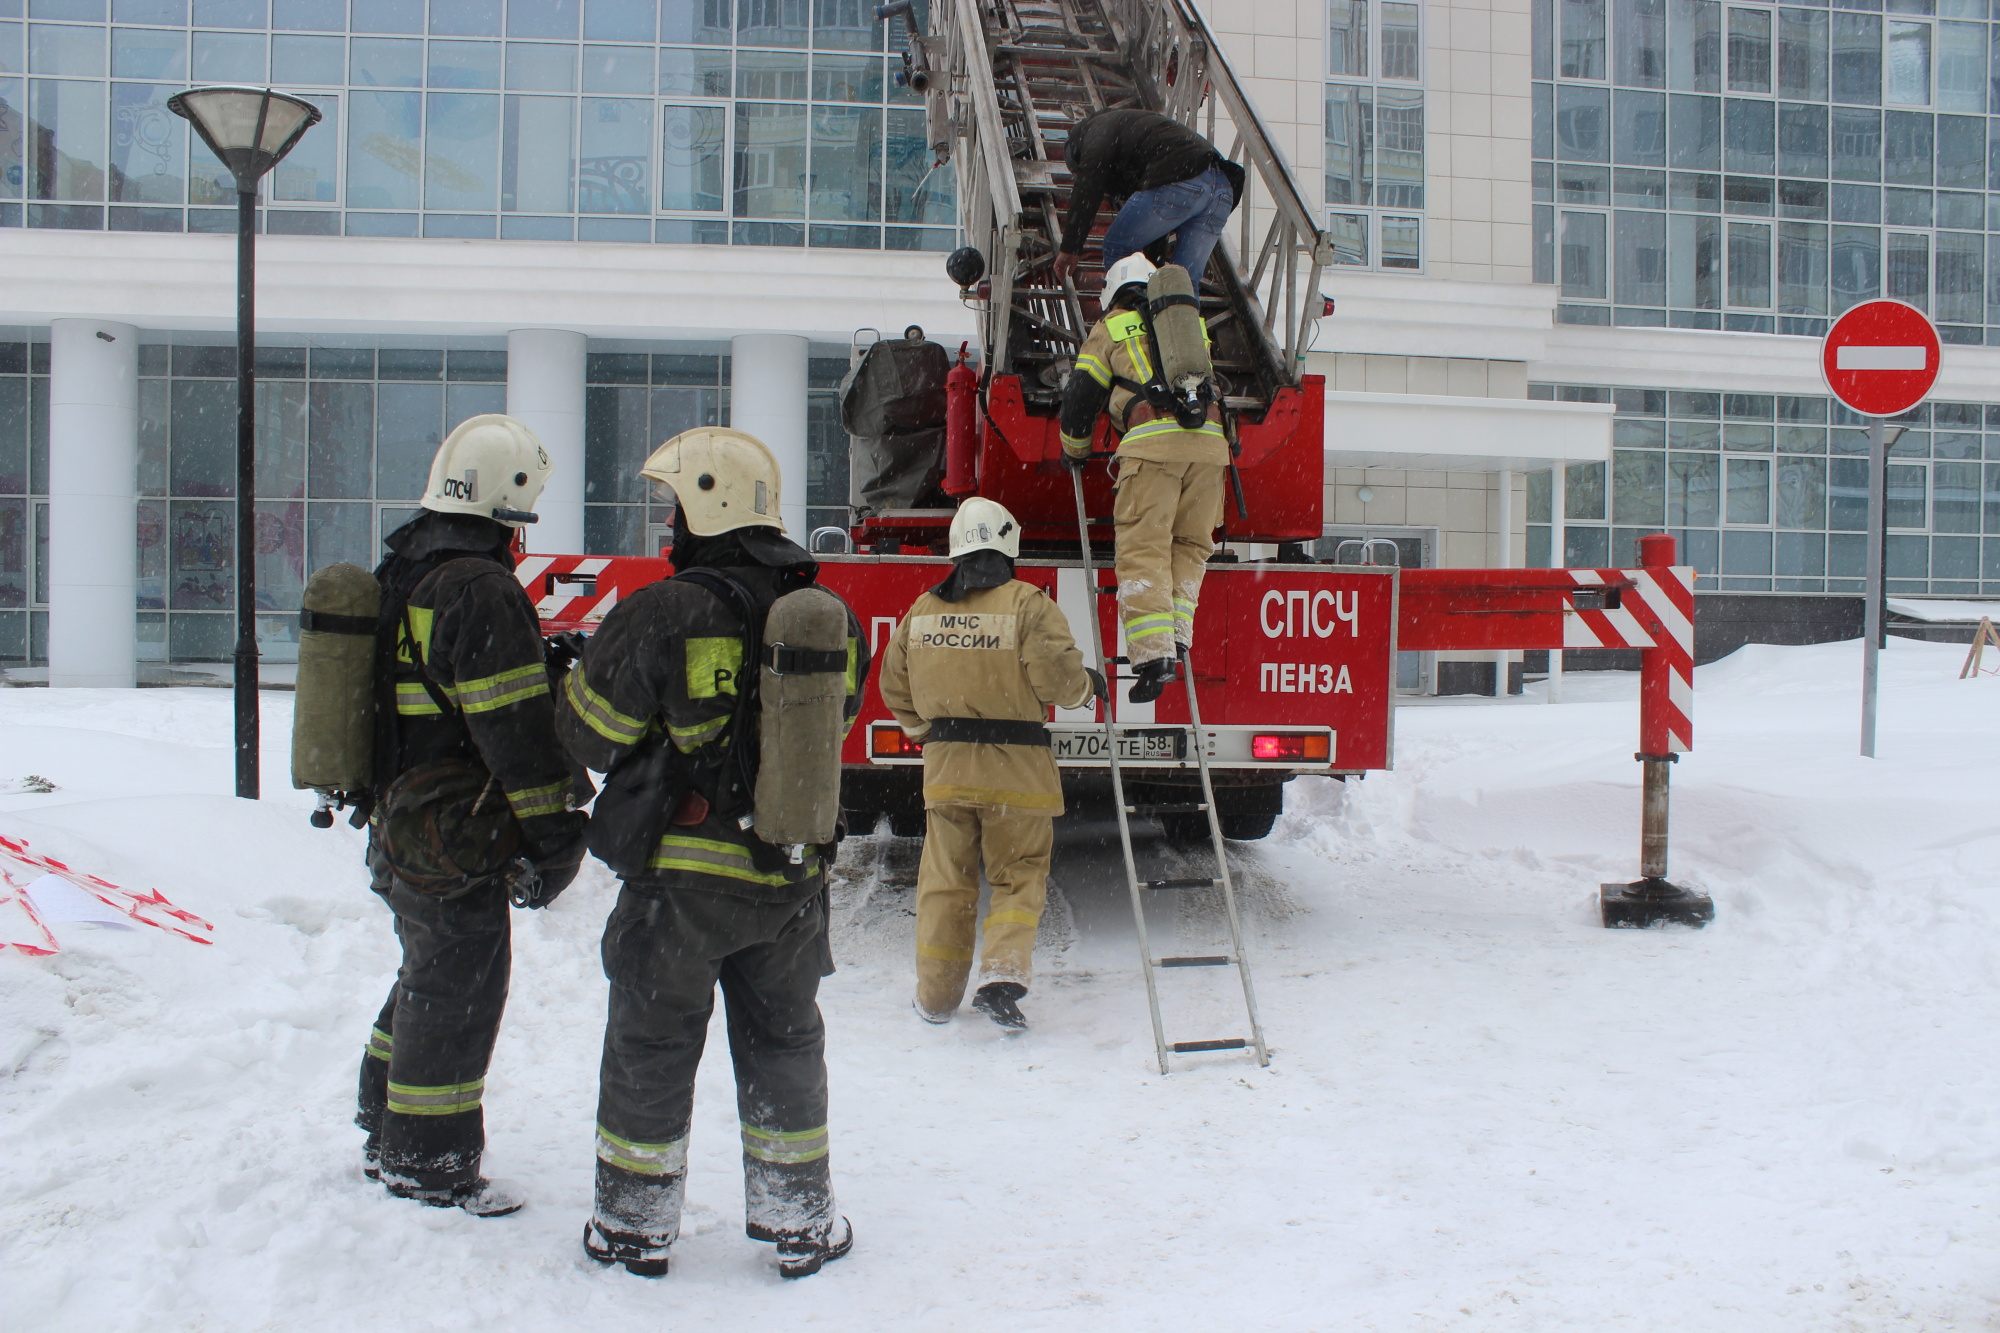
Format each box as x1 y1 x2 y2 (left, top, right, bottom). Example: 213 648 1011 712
1494 467 1513 697
48 318 138 688
730 333 810 539
506 328 587 554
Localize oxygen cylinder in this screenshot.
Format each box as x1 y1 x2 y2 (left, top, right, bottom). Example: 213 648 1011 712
942 343 978 496
291 562 381 800
753 586 851 849
1145 263 1214 401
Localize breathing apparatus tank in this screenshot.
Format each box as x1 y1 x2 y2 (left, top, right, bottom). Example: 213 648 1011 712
291 562 381 826
1144 263 1217 430
753 585 852 857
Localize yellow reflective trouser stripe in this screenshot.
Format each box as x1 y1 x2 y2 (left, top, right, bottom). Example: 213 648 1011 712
394 680 452 716
1125 612 1177 644
365 1027 393 1062
918 941 975 962
686 637 744 699
595 1124 688 1177
1174 596 1196 635
666 713 729 752
506 780 569 820
567 670 647 745
985 908 1040 929
1061 432 1091 451
455 663 548 714
741 1123 829 1165
1074 352 1112 387
386 1078 483 1116
1122 418 1226 446
651 834 804 886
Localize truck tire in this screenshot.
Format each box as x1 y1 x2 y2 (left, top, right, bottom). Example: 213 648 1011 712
1158 812 1210 849
1218 811 1277 841
887 808 927 838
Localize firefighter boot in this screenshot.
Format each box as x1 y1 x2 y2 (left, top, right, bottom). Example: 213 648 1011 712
972 981 1029 1030
385 1176 526 1217
583 1218 672 1278
1127 657 1177 703
776 1215 854 1279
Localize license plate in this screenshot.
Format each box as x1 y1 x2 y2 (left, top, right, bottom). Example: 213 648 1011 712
1052 728 1187 762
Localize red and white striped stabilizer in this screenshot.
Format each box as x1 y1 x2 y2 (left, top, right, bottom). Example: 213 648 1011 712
1567 563 1695 754
516 555 620 626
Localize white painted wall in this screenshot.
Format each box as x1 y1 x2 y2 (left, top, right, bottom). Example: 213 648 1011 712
506 329 587 555
48 318 138 688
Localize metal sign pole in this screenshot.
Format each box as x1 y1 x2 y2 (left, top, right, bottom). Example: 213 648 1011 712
1861 414 1885 758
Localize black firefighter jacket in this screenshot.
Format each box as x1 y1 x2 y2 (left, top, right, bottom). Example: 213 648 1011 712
557 560 869 901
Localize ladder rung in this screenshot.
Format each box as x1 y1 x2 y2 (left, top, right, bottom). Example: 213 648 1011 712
1171 1039 1249 1053
1124 802 1209 815
1155 955 1234 968
1142 877 1219 891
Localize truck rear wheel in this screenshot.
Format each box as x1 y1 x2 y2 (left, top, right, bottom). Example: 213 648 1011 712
1218 811 1277 841
887 808 927 838
1159 810 1279 844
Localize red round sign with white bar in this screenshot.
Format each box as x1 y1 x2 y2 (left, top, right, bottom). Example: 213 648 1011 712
1821 298 1941 418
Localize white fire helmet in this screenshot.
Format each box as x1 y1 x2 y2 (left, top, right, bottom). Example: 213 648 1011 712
420 414 552 528
639 427 786 536
1103 252 1156 303
947 496 1020 561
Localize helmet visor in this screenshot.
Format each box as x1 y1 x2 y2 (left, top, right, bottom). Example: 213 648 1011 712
648 478 679 511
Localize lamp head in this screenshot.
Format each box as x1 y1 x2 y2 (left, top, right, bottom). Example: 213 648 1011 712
168 87 322 192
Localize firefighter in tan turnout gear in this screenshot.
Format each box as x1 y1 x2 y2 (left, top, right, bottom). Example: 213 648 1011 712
1059 252 1229 703
878 498 1104 1030
558 427 866 1281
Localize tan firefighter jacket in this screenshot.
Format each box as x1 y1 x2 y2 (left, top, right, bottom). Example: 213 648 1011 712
878 578 1094 814
1058 309 1230 467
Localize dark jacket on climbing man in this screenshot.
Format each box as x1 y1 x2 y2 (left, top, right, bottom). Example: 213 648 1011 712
1058 109 1242 256
376 510 584 863
557 525 869 902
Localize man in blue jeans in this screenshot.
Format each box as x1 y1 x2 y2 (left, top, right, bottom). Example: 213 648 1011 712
1049 108 1245 288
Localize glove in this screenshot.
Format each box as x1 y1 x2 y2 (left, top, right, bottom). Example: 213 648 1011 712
1062 450 1090 472
544 630 588 675
510 831 587 909
1084 667 1108 702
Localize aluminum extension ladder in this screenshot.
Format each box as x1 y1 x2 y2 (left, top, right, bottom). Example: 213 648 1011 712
1070 471 1270 1075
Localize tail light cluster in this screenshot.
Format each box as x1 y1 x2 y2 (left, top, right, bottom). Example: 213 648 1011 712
870 725 924 758
1251 732 1331 762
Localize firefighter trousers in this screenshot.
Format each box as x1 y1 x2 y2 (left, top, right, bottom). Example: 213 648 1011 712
593 880 836 1249
915 804 1053 1015
1113 457 1226 667
355 866 512 1195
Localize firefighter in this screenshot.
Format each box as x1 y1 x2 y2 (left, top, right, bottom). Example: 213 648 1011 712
560 427 868 1280
355 415 588 1217
1059 253 1229 702
877 498 1104 1030
1048 107 1244 289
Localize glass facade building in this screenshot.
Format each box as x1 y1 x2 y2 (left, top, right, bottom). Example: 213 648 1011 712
0 0 955 248
1531 0 2000 339
1325 0 1428 269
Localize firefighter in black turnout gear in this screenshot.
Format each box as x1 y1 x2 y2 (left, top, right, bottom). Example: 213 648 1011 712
353 415 588 1217
560 427 868 1280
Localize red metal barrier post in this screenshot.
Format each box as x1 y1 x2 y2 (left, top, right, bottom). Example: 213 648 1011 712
1600 533 1713 928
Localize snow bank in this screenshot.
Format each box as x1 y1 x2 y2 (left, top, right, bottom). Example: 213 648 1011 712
4 637 1999 1330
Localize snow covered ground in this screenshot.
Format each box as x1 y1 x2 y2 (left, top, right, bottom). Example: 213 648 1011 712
4 637 1998 1331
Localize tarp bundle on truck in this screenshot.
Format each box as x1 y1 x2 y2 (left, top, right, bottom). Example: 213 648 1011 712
841 333 952 516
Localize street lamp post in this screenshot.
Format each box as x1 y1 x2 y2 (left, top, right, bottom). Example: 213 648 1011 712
168 87 321 800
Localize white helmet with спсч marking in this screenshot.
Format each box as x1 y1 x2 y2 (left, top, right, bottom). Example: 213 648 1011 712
420 414 551 528
947 496 1021 560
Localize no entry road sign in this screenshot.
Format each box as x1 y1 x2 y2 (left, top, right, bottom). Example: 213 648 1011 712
1821 299 1940 418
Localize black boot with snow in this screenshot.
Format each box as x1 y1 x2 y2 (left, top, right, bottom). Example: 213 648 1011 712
775 1216 854 1279
583 1218 671 1278
384 1176 525 1217
1127 658 1177 703
972 981 1029 1030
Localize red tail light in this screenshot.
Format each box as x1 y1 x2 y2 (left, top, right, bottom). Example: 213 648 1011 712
1252 732 1331 762
871 725 924 758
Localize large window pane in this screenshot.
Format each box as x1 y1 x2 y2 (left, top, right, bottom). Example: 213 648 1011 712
1617 208 1667 303
28 78 105 200
1375 87 1424 206
1828 455 1869 529
658 102 723 210
509 0 579 38
1886 19 1931 106
1559 83 1610 159
1668 452 1720 523
169 501 232 610
424 91 498 209
308 381 373 498
661 0 732 45
1670 210 1720 305
1567 461 1608 520
1328 0 1368 77
1936 113 1983 187
1886 461 1926 526
256 379 306 499
1727 6 1770 92
1615 88 1666 163
1325 83 1372 205
1778 220 1827 312
271 92 336 201
1669 92 1719 167
885 106 951 223
1614 449 1666 522
374 381 442 500
1561 209 1608 296
108 82 183 203
1883 109 1933 182
1778 7 1827 99
1617 0 1666 87
1776 455 1825 526
1669 0 1720 91
806 104 878 221
348 89 420 208
1831 12 1881 105
1830 105 1880 178
737 0 807 48
1935 230 1981 321
1727 220 1770 305
254 500 304 615
659 45 730 95
1381 1 1420 80
580 96 652 212
811 0 878 52
1778 100 1827 175
1725 95 1773 172
1933 459 1980 531
810 53 879 102
1562 0 1607 78
113 27 185 80
502 93 573 211
1936 20 1984 111
171 380 231 497
1726 455 1770 522
1886 228 1929 307
732 100 803 217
